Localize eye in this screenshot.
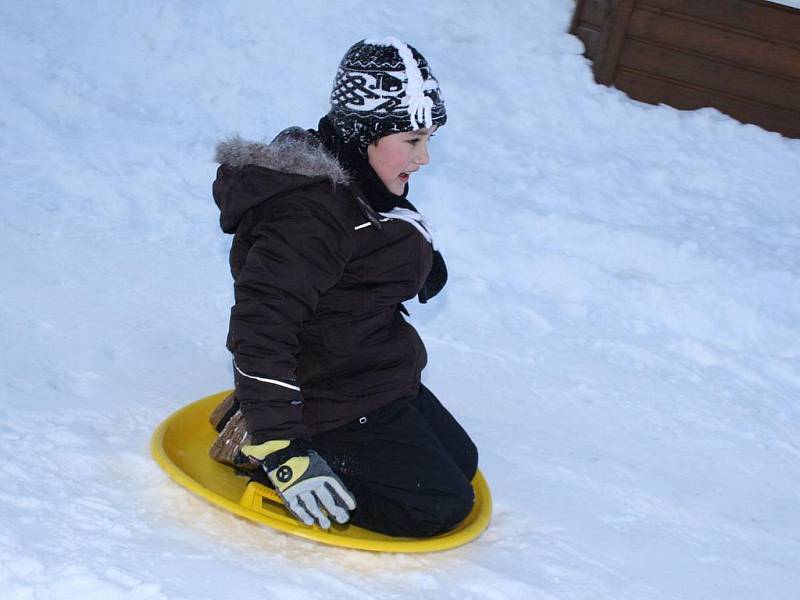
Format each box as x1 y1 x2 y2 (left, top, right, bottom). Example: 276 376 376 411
406 139 420 146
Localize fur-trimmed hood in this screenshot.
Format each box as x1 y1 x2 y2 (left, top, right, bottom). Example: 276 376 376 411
212 127 350 233
215 127 349 185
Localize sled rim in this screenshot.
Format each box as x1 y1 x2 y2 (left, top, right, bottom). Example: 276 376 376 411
150 390 492 553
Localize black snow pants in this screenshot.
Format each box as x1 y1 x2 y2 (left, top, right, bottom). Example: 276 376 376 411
311 384 478 538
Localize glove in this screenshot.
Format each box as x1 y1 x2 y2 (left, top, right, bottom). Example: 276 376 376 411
241 439 356 529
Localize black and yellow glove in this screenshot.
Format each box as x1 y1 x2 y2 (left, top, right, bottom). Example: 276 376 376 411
241 439 356 529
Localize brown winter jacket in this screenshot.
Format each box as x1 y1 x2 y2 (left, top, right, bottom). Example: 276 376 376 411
213 128 434 443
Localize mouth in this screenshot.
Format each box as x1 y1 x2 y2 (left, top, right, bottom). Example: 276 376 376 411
399 172 410 182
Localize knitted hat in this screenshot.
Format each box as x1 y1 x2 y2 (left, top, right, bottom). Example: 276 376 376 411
328 37 446 150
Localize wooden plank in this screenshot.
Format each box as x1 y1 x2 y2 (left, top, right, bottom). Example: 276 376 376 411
637 0 800 46
571 0 611 61
575 25 603 60
594 0 636 84
569 0 587 35
580 0 610 28
628 6 800 81
570 0 610 34
618 38 800 112
615 67 800 137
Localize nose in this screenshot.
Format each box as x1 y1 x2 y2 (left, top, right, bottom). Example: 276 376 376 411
414 141 430 166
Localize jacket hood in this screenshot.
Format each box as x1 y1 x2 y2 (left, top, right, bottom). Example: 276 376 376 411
213 127 350 233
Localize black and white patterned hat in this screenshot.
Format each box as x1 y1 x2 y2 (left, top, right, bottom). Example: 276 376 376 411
328 37 446 150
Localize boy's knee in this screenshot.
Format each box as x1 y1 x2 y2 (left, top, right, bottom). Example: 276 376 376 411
348 472 476 538
406 476 475 538
438 476 476 531
461 439 479 481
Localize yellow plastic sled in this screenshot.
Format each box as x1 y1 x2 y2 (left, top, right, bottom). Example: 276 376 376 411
151 390 492 553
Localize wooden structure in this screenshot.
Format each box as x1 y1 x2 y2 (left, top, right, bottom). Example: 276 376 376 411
570 0 800 138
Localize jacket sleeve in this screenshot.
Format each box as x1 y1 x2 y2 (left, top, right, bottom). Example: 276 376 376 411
228 195 352 443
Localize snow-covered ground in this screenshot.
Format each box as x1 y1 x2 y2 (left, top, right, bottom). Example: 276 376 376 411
2 1 799 598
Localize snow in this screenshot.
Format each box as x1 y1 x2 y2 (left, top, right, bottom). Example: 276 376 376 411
2 1 800 598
